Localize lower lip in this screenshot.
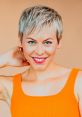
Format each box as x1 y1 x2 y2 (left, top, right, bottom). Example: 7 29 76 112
32 57 47 64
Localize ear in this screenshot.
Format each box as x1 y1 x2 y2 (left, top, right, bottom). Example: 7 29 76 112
57 39 62 49
18 40 23 48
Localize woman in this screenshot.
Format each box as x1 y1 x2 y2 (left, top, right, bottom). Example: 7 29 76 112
0 5 82 117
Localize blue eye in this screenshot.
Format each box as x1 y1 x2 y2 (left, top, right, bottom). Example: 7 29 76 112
27 41 36 45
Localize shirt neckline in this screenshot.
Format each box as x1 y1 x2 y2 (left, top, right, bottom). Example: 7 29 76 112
19 68 75 99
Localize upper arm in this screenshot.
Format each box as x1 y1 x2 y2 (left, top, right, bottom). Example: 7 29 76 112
0 76 13 105
0 78 8 102
0 76 12 117
0 100 11 117
75 71 82 116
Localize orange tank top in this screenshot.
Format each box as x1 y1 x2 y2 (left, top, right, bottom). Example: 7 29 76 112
11 68 81 117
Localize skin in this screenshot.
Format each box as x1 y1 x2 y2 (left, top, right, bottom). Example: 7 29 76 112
0 25 82 116
21 26 61 81
20 25 72 96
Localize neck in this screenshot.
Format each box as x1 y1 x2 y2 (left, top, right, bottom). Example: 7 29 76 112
27 63 62 82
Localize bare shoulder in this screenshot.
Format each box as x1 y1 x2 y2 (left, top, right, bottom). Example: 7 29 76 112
0 75 13 90
74 70 82 102
0 75 14 104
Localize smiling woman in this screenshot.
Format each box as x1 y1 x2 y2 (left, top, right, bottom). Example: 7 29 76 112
0 5 82 117
22 24 60 71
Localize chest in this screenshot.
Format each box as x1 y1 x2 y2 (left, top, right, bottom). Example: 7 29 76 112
21 76 68 96
11 77 79 117
11 73 80 117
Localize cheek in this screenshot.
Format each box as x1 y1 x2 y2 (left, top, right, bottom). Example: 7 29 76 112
46 46 57 55
22 46 38 61
23 47 33 54
22 42 35 54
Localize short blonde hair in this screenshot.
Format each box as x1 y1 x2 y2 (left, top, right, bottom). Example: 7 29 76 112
19 5 63 44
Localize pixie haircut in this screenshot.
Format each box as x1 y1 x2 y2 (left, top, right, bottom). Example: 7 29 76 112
18 5 63 44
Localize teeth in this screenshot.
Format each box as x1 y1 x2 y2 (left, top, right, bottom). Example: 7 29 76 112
34 58 45 62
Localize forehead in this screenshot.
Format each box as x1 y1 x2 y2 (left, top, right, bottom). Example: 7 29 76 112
24 25 57 41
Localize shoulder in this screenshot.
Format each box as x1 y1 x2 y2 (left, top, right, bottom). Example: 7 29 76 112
74 69 82 102
0 75 14 104
0 75 13 90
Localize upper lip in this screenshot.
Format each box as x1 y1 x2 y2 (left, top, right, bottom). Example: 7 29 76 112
32 57 48 59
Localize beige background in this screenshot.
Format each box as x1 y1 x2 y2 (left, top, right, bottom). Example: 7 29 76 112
0 0 82 75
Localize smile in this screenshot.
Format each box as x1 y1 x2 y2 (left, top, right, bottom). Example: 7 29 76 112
32 57 48 64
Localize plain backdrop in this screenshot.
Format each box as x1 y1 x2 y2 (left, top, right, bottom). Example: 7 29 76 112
0 0 82 75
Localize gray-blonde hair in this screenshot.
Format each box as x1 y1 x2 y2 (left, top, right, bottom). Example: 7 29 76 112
19 5 63 44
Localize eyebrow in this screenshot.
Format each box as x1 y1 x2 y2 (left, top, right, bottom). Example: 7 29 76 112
26 37 53 41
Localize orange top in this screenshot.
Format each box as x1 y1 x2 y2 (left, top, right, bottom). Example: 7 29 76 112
11 68 81 117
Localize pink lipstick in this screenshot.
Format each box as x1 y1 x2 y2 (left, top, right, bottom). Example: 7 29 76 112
32 57 47 64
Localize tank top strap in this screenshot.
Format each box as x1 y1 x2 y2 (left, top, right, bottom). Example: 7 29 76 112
12 74 22 95
64 68 80 94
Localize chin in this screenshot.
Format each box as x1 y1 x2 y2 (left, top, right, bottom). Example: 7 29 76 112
30 64 48 71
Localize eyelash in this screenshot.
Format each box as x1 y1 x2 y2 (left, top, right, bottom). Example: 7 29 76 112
44 41 52 44
27 41 36 44
27 41 52 45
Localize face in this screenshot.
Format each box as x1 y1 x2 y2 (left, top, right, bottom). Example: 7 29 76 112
21 26 61 71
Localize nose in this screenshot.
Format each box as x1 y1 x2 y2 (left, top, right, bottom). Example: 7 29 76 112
35 44 45 55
